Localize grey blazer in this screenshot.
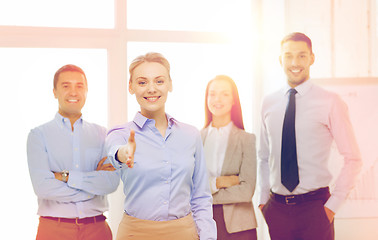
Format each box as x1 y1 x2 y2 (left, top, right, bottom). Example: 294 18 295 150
201 124 257 233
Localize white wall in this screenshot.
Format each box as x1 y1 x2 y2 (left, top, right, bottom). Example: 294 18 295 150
283 0 377 79
335 219 378 240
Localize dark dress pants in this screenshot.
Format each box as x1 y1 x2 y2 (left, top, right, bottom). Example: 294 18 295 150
262 198 334 240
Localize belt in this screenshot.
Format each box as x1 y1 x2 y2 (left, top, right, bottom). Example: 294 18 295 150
270 187 330 205
41 214 106 225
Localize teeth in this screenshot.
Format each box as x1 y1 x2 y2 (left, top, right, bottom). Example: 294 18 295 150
291 69 301 73
146 97 158 101
68 99 78 102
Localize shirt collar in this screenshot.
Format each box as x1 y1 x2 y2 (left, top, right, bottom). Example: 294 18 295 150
283 79 313 96
54 112 83 128
133 112 177 129
208 121 233 135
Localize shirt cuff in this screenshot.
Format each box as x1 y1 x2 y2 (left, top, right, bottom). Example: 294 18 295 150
257 189 270 205
67 170 83 190
67 173 93 200
108 145 127 169
210 177 219 194
115 150 122 163
324 194 343 213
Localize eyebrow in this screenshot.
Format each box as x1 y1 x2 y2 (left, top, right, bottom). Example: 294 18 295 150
135 76 166 80
284 51 309 55
209 90 232 93
60 81 85 86
154 76 167 81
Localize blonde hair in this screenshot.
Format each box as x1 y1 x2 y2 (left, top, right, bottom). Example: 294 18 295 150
129 52 171 82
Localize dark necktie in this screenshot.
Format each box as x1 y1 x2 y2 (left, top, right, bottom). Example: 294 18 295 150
281 88 299 192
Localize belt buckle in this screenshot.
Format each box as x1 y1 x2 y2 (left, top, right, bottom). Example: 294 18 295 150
75 218 84 226
285 196 296 205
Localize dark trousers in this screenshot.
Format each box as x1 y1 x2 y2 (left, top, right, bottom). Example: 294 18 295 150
213 205 257 240
262 197 334 240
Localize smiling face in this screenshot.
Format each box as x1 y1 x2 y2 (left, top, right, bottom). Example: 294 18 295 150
207 79 234 120
53 71 88 121
129 61 172 119
280 40 315 88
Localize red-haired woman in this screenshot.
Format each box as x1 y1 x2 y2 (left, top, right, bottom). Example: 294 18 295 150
201 75 258 240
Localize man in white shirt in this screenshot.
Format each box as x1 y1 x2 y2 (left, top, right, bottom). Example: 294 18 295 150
257 32 362 240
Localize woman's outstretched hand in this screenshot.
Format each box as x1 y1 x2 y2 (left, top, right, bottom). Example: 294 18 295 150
116 129 136 168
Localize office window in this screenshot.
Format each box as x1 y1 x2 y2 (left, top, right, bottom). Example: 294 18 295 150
0 1 258 238
127 0 252 32
0 0 114 28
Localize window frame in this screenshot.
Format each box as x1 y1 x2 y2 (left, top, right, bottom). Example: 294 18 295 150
0 1 260 238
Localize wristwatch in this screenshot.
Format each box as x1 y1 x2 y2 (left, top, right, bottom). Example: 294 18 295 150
61 170 69 183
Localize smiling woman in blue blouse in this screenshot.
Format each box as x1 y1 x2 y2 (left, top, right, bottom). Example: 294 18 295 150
201 75 258 240
105 52 216 240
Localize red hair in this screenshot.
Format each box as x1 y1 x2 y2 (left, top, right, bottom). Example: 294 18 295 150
204 75 244 130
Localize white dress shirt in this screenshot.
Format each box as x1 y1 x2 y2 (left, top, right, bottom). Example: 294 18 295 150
204 121 233 194
257 80 362 213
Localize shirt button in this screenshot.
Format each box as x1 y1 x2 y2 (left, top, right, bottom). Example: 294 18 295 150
165 181 169 184
76 164 79 168
163 201 168 205
74 148 78 151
